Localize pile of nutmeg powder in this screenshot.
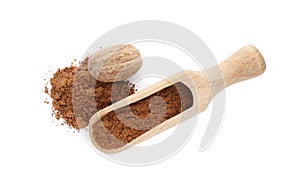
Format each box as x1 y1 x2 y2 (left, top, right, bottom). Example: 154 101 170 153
45 58 136 130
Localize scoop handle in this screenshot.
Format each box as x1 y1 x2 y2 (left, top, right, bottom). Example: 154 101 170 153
206 45 266 96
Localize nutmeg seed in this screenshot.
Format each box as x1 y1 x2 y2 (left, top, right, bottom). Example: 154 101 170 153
88 44 142 82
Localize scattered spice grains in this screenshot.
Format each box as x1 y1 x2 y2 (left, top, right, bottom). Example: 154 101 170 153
45 58 136 130
92 82 193 150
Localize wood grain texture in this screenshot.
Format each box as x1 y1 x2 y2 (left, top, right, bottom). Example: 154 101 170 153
89 45 266 153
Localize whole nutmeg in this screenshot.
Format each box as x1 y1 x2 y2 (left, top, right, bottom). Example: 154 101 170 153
88 44 142 82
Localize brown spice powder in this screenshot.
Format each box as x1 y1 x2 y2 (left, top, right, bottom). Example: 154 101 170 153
46 57 193 150
92 82 193 150
47 58 136 130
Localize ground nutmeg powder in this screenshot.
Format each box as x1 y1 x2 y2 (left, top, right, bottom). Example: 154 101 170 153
45 58 136 130
45 57 194 151
92 82 193 150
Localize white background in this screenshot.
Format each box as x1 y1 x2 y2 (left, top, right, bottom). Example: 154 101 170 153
0 0 299 182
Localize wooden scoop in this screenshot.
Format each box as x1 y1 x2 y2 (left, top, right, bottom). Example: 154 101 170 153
89 45 266 153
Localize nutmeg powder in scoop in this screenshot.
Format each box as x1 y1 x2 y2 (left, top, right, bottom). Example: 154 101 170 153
92 82 193 150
